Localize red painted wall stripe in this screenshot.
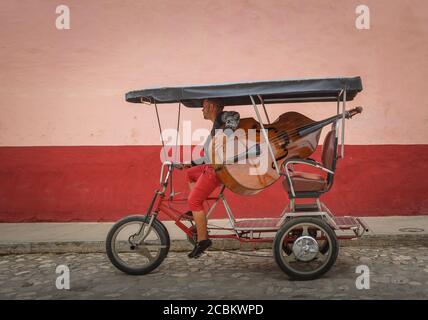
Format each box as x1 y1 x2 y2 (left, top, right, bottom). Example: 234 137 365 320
0 145 427 222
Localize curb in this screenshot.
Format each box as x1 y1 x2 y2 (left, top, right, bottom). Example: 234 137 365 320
1 234 427 254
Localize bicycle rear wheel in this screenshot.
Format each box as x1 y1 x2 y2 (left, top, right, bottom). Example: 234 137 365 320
273 217 338 280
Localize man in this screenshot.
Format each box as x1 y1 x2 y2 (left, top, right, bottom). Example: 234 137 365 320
180 98 240 258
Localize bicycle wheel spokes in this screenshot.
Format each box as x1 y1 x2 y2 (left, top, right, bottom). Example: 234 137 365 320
112 221 162 269
136 241 169 261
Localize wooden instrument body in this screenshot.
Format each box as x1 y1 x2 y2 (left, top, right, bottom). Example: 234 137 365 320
210 112 322 195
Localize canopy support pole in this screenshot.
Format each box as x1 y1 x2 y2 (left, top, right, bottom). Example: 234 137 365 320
154 103 168 162
250 95 280 175
169 102 181 197
174 103 181 163
336 89 343 115
258 95 271 124
341 88 347 158
335 89 343 135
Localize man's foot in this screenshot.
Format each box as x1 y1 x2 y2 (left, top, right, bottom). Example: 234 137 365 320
188 239 212 259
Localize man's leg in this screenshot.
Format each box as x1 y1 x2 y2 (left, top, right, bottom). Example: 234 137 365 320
183 166 204 218
192 210 208 241
188 167 220 240
187 166 221 257
184 167 207 245
185 165 204 191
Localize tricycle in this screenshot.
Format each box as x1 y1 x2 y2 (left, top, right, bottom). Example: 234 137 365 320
106 77 368 280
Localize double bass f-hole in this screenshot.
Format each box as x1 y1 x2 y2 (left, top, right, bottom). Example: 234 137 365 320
270 130 289 169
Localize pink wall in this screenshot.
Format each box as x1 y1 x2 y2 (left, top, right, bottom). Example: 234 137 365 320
1 0 428 146
1 1 428 221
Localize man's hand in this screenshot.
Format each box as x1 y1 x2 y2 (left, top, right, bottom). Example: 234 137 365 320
172 163 192 170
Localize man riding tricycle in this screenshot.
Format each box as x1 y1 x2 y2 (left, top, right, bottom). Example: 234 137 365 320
106 77 368 280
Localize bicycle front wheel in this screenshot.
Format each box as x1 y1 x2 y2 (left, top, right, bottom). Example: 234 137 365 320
106 215 170 275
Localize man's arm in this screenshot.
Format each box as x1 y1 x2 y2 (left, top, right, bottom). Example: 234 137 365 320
190 158 205 166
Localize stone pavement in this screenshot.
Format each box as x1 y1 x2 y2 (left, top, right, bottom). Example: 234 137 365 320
1 245 428 300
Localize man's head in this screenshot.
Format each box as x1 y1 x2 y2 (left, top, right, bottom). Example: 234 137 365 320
202 99 224 121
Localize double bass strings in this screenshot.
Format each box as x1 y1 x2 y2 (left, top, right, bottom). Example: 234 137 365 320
267 107 361 145
211 107 359 161
212 119 322 156
258 112 344 146
212 110 349 156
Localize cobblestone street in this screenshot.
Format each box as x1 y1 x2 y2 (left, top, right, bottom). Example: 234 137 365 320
0 246 427 300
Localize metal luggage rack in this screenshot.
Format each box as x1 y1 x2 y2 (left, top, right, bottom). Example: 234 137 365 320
231 200 370 240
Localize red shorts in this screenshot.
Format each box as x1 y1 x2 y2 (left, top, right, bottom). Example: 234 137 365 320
185 164 222 211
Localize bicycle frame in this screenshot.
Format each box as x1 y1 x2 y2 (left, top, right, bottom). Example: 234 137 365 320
145 161 257 243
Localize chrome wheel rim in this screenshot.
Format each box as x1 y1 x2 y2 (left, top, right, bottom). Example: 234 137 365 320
279 222 333 275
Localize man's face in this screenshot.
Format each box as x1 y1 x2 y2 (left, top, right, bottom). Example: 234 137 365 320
202 99 215 120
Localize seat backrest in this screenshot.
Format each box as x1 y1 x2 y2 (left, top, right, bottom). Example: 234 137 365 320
321 130 337 171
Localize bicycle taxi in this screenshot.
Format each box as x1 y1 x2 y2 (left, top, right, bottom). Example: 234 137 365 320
106 76 368 280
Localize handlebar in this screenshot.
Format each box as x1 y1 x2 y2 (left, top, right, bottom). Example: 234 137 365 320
171 162 185 170
159 161 191 187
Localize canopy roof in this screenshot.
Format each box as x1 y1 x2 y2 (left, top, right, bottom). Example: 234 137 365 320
126 76 362 107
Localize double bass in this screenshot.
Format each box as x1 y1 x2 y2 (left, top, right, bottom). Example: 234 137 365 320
209 107 362 195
